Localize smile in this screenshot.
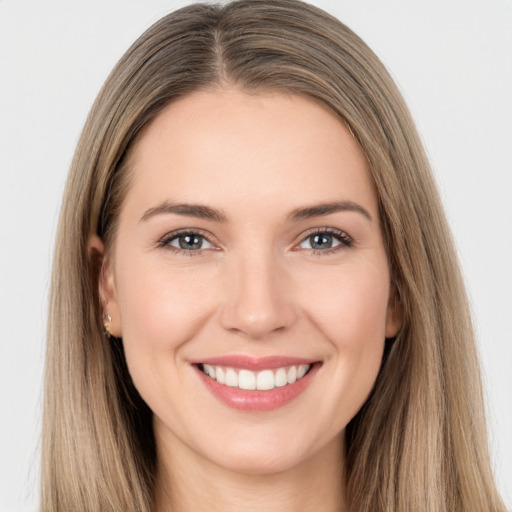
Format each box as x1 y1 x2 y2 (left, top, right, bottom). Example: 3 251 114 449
199 363 311 390
193 356 320 411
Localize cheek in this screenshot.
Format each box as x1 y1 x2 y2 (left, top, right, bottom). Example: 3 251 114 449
113 256 224 426
298 257 391 348
116 256 215 342
296 257 389 413
113 255 219 398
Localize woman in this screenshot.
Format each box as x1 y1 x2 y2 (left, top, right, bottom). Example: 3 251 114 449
41 0 506 510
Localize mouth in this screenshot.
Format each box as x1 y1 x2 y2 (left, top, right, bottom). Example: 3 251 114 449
192 356 321 411
198 363 312 390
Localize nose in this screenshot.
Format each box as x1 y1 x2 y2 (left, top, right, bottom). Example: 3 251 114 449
219 249 298 339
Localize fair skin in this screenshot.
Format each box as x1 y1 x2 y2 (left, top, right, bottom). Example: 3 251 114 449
91 88 400 512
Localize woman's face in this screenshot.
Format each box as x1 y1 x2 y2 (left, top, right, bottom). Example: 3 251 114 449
99 89 400 475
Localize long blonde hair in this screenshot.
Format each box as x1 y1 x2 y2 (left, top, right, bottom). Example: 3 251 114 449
42 1 505 510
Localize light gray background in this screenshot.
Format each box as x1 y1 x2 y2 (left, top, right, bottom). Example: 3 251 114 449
1 1 511 510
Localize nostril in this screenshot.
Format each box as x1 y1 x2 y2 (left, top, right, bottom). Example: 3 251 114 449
220 303 298 339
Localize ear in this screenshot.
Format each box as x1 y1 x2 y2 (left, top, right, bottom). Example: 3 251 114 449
88 234 122 338
385 284 403 339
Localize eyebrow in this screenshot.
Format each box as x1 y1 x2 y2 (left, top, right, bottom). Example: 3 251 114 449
140 201 228 223
287 201 372 222
140 199 372 224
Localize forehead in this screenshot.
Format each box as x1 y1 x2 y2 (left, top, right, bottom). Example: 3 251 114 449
121 88 377 223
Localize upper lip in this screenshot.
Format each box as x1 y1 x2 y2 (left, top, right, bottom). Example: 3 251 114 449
190 355 319 371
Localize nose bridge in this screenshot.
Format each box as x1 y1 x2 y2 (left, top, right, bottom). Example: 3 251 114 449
220 244 296 338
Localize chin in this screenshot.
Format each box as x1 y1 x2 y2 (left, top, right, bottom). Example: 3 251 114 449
200 427 341 477
213 448 308 476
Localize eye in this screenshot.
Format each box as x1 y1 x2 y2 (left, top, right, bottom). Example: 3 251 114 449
160 231 214 252
296 229 352 252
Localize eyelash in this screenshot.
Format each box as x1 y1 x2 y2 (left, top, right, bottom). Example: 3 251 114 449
157 227 353 256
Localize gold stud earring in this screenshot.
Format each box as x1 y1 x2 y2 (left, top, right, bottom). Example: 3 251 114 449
103 313 114 338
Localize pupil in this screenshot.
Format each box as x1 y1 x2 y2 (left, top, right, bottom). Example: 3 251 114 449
179 235 202 250
311 234 332 249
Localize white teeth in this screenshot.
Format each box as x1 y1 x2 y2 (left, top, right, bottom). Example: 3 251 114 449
215 367 225 384
200 363 311 390
297 364 309 379
239 370 256 390
225 368 238 387
256 370 275 390
287 366 297 384
275 368 288 387
204 364 216 379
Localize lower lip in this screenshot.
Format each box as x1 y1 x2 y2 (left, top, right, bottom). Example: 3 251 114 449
195 364 320 412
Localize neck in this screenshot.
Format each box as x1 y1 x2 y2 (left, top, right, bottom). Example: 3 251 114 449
155 434 346 512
